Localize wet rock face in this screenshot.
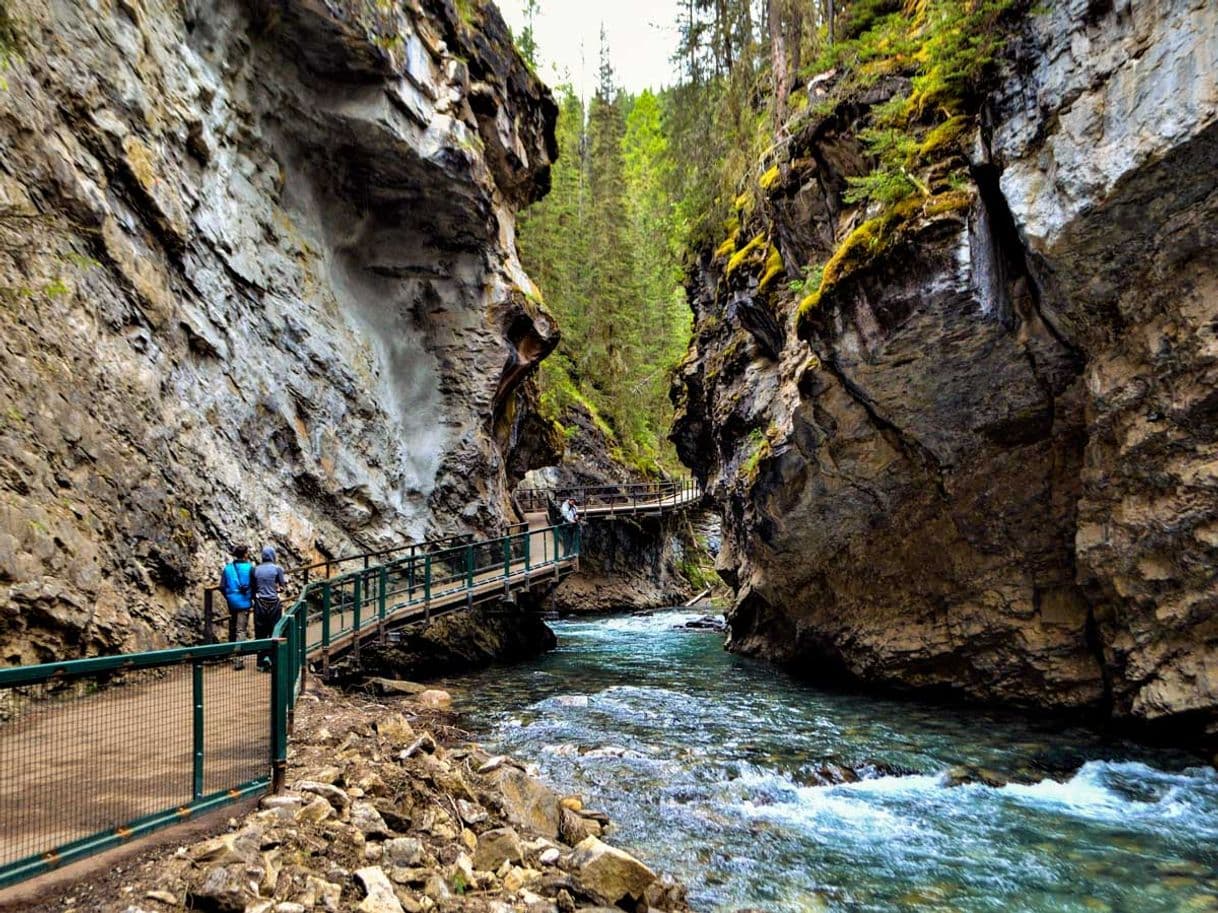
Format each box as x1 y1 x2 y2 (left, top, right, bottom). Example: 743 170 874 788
0 0 557 662
547 514 694 616
357 599 558 680
674 0 1218 744
992 0 1218 731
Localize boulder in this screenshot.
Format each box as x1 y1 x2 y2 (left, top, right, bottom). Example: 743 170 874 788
569 837 656 907
187 863 260 913
189 831 261 867
296 796 334 824
304 876 342 912
457 798 488 824
423 874 450 901
355 867 404 913
376 714 416 748
558 807 601 845
351 801 393 838
473 827 524 871
417 689 453 709
486 766 560 838
296 781 350 811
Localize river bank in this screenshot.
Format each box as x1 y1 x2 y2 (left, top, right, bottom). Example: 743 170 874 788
445 611 1218 913
10 683 691 913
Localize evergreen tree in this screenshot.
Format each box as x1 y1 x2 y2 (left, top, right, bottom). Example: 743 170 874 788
516 0 540 67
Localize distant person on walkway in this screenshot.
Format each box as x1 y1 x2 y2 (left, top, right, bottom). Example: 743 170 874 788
220 545 254 669
560 497 579 556
252 545 287 672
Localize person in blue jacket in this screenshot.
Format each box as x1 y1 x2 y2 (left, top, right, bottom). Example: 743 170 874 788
220 545 254 669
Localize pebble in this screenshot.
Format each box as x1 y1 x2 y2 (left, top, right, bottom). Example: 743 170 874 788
143 890 177 905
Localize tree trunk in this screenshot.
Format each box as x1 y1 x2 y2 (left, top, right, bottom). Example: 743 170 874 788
787 2 803 82
716 0 733 75
769 0 790 133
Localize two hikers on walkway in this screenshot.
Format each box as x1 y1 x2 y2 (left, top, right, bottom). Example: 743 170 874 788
220 545 285 670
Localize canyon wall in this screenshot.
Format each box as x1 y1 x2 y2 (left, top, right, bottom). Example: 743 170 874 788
673 0 1218 745
0 0 558 664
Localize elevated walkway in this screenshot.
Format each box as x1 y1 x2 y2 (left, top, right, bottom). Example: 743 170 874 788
516 479 703 521
0 478 704 887
0 518 580 887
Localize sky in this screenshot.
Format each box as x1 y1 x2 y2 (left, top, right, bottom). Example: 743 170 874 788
494 0 684 95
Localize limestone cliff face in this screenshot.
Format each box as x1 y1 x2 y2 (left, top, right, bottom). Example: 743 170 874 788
0 0 557 663
673 0 1218 744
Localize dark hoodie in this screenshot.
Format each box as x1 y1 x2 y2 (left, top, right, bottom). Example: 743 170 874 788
252 545 286 604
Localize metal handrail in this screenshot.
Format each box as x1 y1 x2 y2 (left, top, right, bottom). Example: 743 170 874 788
0 521 582 888
202 525 524 644
515 478 702 514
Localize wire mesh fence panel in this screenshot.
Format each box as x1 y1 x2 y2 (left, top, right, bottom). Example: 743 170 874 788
201 661 271 795
0 647 276 881
0 668 192 869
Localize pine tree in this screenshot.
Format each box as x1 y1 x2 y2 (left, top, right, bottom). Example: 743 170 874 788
517 0 540 67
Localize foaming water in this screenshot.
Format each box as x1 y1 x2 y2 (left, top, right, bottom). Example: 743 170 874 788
444 611 1218 913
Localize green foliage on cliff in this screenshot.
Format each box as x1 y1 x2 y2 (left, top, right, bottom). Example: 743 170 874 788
518 61 691 477
660 0 1015 321
790 0 1013 334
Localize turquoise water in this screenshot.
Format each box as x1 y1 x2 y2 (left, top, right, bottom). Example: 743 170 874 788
446 610 1218 913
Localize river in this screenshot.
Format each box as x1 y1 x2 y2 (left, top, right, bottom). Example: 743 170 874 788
445 610 1218 913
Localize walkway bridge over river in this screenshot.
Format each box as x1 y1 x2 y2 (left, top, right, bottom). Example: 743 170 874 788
0 479 701 887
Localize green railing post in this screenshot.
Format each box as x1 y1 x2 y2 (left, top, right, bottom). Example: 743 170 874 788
523 528 530 573
271 638 288 793
321 580 332 678
352 573 362 663
408 546 415 601
285 616 297 733
465 543 474 588
378 565 388 629
424 554 432 622
503 535 512 583
192 660 204 801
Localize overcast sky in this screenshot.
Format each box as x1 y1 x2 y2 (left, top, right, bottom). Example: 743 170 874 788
495 0 684 95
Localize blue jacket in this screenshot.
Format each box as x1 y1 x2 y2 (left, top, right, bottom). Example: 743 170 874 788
221 561 254 611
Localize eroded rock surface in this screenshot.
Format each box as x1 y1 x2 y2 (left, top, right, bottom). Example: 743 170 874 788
0 0 558 663
672 0 1218 745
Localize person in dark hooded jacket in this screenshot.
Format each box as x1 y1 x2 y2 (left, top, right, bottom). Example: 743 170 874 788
252 545 286 671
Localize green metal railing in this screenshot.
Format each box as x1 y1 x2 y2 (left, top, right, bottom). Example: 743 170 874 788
515 478 702 515
0 522 578 888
